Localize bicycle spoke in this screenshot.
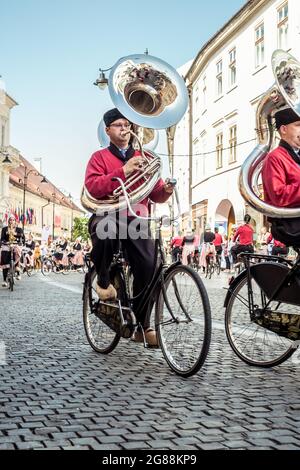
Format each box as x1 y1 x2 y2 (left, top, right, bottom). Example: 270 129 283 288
156 265 211 377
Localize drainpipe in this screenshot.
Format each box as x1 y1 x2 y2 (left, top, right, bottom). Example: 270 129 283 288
41 200 51 229
188 84 193 228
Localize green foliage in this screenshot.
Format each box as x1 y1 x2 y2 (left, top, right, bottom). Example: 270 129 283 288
71 216 90 242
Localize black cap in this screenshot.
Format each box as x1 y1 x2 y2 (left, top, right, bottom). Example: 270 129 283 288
275 108 300 130
103 108 127 127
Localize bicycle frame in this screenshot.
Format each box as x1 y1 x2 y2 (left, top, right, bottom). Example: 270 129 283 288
85 177 184 330
225 250 300 315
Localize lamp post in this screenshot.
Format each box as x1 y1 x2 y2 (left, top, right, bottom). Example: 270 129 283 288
51 188 66 240
58 187 74 239
20 165 47 232
68 193 74 240
51 189 57 240
41 200 51 228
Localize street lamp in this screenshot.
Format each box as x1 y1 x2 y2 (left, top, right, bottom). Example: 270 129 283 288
2 154 12 164
0 149 12 164
94 50 149 91
51 190 57 240
20 164 47 232
58 187 74 239
68 193 74 240
93 67 111 90
51 188 66 240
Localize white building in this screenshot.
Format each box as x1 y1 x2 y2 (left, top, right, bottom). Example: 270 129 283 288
173 0 299 238
0 77 21 221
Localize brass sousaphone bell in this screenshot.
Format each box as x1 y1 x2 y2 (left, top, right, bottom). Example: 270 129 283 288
81 53 188 214
239 49 300 218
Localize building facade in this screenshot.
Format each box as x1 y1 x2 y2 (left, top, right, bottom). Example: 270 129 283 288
173 0 299 238
0 79 83 238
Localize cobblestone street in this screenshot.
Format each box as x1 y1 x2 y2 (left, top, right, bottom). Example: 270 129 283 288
1 271 300 450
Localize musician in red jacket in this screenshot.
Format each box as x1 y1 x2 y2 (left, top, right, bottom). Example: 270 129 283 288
230 214 254 264
267 234 288 257
262 107 300 245
85 108 173 346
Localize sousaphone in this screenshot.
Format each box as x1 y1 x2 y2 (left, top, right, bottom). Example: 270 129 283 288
81 53 188 214
239 49 300 218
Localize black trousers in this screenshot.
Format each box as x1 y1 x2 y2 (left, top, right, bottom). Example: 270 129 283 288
272 246 288 256
89 215 156 328
231 244 254 263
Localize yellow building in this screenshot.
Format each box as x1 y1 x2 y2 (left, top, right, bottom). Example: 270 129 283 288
8 154 84 239
0 78 84 239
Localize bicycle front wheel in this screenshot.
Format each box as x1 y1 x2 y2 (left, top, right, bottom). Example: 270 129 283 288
225 272 296 367
41 259 53 276
155 265 211 377
83 268 120 354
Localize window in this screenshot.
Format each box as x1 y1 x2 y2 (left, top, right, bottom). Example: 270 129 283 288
216 60 223 96
255 23 264 68
229 48 236 88
216 133 223 169
278 2 288 49
1 124 5 147
229 125 237 163
194 88 200 123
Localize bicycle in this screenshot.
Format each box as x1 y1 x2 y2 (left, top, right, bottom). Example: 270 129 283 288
83 179 212 377
188 250 200 272
224 248 300 368
41 252 70 275
205 252 220 279
20 247 36 277
5 242 21 291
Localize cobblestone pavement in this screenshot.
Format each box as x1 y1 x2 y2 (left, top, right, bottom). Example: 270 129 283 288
1 270 300 450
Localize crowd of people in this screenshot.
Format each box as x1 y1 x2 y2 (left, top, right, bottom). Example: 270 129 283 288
169 216 289 274
0 215 92 287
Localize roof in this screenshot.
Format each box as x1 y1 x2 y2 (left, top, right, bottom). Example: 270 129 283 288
9 155 84 213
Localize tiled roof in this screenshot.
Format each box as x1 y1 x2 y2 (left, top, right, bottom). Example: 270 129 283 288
9 155 84 213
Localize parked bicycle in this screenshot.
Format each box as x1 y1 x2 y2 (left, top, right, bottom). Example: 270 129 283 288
224 249 300 367
205 252 221 279
83 179 212 377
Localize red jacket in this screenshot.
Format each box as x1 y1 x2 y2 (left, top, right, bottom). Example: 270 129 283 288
213 233 223 246
267 234 286 248
262 146 300 208
85 148 170 216
171 236 183 248
233 224 254 245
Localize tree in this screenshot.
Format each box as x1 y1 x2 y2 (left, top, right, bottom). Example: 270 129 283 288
72 216 89 242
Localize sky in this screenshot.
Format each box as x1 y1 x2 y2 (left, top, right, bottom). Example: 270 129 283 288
1 0 246 204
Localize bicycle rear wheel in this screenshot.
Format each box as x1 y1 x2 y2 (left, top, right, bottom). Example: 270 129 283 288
225 272 297 367
83 268 120 354
8 262 15 292
155 265 211 377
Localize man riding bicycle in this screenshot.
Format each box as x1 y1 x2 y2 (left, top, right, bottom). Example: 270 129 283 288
84 108 173 346
0 216 25 287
